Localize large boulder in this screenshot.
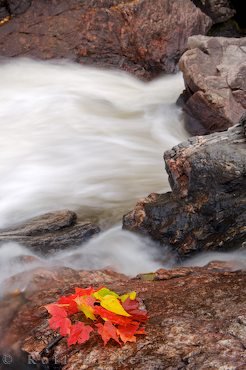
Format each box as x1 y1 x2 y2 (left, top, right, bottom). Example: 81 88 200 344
179 35 246 134
123 116 246 257
0 264 245 369
0 210 100 254
0 0 211 79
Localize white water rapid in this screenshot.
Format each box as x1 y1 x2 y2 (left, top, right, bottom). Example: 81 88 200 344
0 59 244 285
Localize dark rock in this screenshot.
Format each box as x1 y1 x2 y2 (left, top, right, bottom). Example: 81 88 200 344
0 210 100 255
0 0 31 22
123 117 246 257
230 0 246 31
192 0 236 24
208 19 246 38
0 264 245 369
0 0 9 19
7 0 31 15
179 35 246 134
0 0 211 79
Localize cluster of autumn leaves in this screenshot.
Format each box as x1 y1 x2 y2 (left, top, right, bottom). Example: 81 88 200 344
45 286 148 346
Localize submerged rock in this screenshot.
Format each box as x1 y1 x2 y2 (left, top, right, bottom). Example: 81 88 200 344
0 210 100 255
0 0 211 79
179 35 246 134
0 264 245 369
123 116 246 257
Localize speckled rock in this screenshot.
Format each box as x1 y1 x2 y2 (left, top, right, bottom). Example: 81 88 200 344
179 35 246 134
0 0 211 79
0 263 245 369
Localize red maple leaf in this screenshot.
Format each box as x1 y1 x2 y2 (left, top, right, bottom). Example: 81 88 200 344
96 321 121 346
45 304 71 336
75 287 96 296
122 298 148 322
67 322 93 346
57 294 78 315
94 305 133 326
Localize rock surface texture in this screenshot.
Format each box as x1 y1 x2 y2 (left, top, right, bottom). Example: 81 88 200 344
0 264 245 369
0 0 211 79
123 116 246 257
0 210 100 254
179 35 246 134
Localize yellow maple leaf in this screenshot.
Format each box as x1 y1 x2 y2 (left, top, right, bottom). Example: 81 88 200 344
93 287 119 301
120 291 137 302
100 295 131 317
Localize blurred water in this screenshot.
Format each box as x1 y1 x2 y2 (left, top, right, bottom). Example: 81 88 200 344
0 59 244 284
0 59 187 228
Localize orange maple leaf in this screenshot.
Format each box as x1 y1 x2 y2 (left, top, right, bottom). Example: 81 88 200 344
96 321 121 346
67 322 93 346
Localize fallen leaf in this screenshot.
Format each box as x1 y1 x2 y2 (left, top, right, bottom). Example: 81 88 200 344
117 322 139 343
94 306 133 326
100 295 130 317
120 291 137 302
75 295 96 321
122 298 148 322
96 321 121 346
67 322 93 346
93 287 119 300
57 294 78 315
75 287 95 296
45 304 71 336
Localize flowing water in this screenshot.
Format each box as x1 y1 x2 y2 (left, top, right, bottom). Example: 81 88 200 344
0 59 245 286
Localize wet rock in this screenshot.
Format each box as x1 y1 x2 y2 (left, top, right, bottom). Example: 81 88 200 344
0 210 100 255
0 264 245 369
179 35 246 134
123 117 246 257
0 0 211 79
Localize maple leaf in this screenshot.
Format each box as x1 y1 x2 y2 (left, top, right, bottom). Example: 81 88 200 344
75 287 95 296
100 295 130 317
93 287 119 300
122 298 148 322
57 294 78 315
135 327 146 335
45 304 71 336
67 322 93 346
94 305 133 326
96 321 121 346
117 322 139 343
120 291 137 303
45 285 148 348
75 295 96 320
